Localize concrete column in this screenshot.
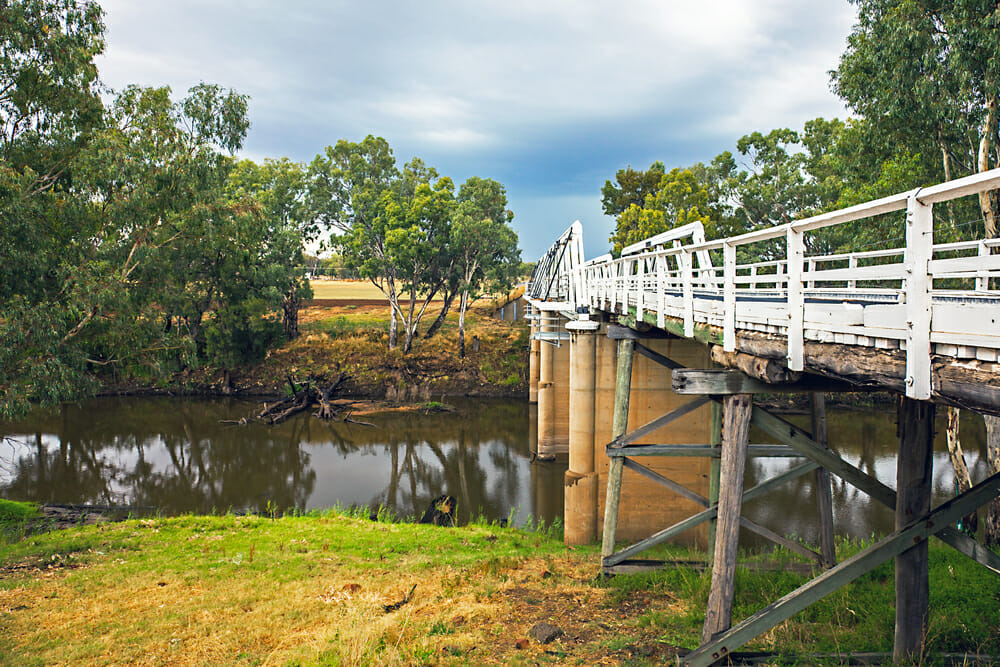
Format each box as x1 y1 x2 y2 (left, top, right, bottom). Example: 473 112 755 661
564 320 599 545
537 314 556 450
594 336 712 547
528 318 540 403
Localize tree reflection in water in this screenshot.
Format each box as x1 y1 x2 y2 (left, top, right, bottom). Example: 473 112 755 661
0 397 563 526
6 398 983 541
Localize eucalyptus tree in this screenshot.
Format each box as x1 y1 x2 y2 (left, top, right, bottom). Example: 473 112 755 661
0 0 106 417
449 177 519 358
308 138 473 353
306 136 405 347
834 0 1000 542
600 161 666 218
226 157 312 340
607 166 718 256
381 169 456 353
833 0 1000 234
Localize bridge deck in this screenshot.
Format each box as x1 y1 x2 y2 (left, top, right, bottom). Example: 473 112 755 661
528 168 1000 409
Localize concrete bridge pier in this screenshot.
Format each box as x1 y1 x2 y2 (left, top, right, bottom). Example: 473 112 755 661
556 321 714 547
536 311 570 458
528 315 539 404
564 319 600 544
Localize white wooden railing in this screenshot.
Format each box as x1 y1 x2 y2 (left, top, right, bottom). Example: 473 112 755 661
526 220 586 306
528 168 1000 400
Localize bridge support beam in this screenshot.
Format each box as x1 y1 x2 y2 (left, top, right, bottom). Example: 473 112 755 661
564 320 600 545
537 316 556 453
894 397 934 661
528 317 539 403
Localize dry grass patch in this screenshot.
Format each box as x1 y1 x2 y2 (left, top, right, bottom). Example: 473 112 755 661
0 513 710 666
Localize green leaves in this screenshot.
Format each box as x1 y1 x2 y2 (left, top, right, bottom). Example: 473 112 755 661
307 138 519 353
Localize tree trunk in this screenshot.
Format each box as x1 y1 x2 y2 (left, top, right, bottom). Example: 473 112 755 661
945 406 977 535
457 290 469 359
424 289 455 338
978 97 998 238
938 134 957 231
282 288 299 340
986 415 1000 545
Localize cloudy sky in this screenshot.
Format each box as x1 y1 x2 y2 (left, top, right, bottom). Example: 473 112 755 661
94 1 857 259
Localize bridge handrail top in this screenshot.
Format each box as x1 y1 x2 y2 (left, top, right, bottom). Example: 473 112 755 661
620 221 706 256
577 166 1000 272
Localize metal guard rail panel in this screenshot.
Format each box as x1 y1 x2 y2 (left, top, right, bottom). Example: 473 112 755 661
527 168 1000 400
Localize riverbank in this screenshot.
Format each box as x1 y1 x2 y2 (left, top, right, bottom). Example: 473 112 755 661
2 507 999 665
102 299 530 402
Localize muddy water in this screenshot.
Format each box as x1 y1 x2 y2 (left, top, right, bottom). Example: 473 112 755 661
0 398 991 545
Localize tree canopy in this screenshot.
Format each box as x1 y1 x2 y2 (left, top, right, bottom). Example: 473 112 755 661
0 0 312 417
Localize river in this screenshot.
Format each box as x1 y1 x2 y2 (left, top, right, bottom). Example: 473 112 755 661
0 397 992 548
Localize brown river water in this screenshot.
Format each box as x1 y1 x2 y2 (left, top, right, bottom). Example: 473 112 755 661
0 397 991 549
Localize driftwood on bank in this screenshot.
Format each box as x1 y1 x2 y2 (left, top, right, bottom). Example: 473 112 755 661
257 373 349 424
220 373 369 426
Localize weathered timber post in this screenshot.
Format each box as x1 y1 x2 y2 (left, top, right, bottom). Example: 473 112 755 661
702 393 752 643
601 338 635 561
537 314 556 448
565 320 600 544
894 397 935 661
812 393 837 568
708 401 722 553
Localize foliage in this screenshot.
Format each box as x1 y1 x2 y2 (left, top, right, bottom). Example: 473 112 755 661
601 161 666 217
309 137 520 354
833 0 1000 235
608 167 719 256
0 4 308 417
450 176 520 356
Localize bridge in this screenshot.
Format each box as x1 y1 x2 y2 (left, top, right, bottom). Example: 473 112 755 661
524 168 1000 665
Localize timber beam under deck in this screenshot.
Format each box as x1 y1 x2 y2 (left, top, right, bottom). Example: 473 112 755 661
616 309 1000 417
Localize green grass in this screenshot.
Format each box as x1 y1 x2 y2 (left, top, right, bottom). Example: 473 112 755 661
597 538 1000 661
0 499 39 523
3 512 996 665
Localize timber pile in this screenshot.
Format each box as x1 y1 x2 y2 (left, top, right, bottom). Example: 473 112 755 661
253 374 355 424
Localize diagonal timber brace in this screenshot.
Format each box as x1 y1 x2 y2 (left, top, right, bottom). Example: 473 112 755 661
749 404 1000 575
603 460 820 568
681 471 1000 667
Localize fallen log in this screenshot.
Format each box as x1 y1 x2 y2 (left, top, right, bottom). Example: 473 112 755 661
231 373 364 425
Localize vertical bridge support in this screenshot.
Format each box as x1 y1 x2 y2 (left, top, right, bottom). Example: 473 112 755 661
702 394 752 643
668 370 1000 667
565 319 600 544
601 337 635 560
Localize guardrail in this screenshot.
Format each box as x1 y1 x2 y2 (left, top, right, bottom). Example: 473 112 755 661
529 168 1000 400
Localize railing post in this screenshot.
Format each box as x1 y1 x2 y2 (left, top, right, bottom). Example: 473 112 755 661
848 255 858 290
618 260 626 314
785 227 805 371
657 254 666 329
904 192 933 400
636 256 645 321
723 242 737 352
682 249 694 337
977 240 989 292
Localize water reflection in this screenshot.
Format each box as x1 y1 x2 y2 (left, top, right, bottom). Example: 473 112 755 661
742 408 989 547
0 397 565 527
1 398 990 545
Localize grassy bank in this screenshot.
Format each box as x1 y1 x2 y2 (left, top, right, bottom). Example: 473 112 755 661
2 509 999 665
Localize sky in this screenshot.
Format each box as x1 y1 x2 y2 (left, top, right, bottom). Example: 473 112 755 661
94 1 858 260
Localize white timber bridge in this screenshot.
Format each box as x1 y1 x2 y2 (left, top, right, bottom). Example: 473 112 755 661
524 168 1000 666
